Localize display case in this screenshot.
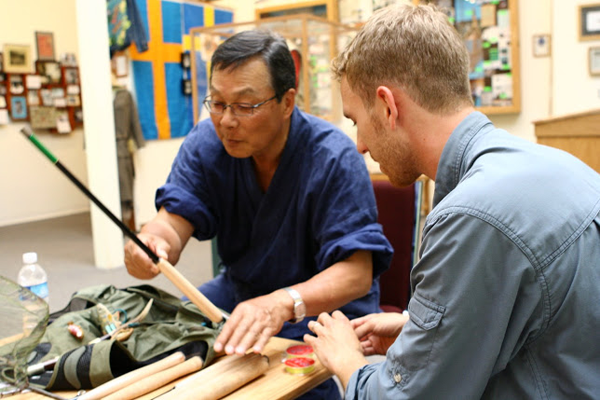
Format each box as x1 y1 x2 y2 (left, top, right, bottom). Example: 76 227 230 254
189 15 358 124
416 0 521 114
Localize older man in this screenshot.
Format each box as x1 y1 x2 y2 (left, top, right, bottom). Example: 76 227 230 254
305 3 600 399
125 30 392 399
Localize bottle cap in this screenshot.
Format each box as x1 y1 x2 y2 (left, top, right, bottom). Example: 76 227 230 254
23 252 38 264
285 344 314 359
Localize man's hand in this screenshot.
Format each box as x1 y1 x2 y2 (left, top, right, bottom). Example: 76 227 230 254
351 312 409 356
123 207 194 280
303 311 369 390
124 233 169 279
213 289 293 355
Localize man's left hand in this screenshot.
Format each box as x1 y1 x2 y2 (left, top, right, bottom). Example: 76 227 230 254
304 310 369 390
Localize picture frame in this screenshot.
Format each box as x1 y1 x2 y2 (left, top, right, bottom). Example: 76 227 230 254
66 94 80 107
36 60 62 84
9 74 25 95
532 34 551 58
28 90 40 106
589 46 600 76
30 106 58 129
35 31 56 61
579 3 600 41
10 96 28 120
40 89 53 106
3 44 32 74
63 67 79 85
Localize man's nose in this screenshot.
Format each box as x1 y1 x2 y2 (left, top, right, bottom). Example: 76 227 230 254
356 136 369 155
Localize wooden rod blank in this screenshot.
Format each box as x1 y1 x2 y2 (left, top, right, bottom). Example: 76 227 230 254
104 356 204 400
77 352 186 400
159 353 269 400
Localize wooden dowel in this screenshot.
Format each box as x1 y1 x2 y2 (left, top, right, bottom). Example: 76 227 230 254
159 353 269 400
157 259 224 323
77 352 186 400
103 356 204 400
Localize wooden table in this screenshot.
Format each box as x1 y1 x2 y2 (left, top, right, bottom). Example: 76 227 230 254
6 337 332 400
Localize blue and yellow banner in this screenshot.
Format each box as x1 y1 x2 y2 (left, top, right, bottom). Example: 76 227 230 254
130 0 233 140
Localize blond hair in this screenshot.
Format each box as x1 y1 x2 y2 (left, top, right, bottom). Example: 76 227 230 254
332 3 473 114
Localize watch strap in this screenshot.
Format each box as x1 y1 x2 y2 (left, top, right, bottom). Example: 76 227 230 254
284 287 305 324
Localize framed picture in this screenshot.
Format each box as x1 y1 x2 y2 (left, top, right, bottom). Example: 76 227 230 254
3 44 32 74
10 96 28 120
40 88 53 106
9 74 25 94
63 67 79 85
532 34 551 57
35 31 56 61
30 106 58 129
28 90 40 106
589 46 600 76
580 3 600 41
66 94 80 107
36 60 62 84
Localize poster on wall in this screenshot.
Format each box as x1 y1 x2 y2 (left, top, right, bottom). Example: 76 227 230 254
35 31 56 61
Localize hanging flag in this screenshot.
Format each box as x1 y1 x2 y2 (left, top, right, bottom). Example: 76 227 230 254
129 0 233 140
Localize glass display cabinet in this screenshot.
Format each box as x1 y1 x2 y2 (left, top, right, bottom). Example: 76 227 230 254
189 14 359 124
415 0 521 114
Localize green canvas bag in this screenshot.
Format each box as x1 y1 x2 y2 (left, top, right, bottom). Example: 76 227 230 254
26 284 220 390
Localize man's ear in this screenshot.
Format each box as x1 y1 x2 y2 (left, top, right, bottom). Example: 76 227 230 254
282 88 296 118
376 86 398 130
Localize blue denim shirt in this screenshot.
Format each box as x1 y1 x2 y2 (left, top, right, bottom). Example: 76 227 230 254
346 112 600 399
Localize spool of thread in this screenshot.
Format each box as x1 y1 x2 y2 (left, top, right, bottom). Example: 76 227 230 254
284 344 315 359
284 357 315 375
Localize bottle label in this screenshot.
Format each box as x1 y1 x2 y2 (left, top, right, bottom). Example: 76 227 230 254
25 282 49 301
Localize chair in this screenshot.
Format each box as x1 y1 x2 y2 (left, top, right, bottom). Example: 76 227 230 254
373 179 423 313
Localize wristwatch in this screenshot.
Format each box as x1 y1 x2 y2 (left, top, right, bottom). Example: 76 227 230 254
284 287 306 324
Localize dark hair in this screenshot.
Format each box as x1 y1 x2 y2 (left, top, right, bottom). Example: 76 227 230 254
210 30 296 102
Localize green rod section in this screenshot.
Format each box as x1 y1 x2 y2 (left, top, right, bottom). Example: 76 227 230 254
20 126 58 163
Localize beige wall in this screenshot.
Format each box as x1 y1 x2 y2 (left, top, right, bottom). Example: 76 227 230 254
0 0 89 227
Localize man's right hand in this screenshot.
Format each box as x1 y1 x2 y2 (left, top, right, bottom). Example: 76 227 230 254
351 312 409 356
124 233 170 279
123 207 194 280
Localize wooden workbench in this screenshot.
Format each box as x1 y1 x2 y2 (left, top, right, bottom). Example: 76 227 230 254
7 337 332 400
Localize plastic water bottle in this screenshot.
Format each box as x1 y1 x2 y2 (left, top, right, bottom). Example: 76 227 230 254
17 252 49 304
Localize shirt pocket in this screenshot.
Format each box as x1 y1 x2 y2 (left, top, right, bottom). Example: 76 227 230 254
393 294 445 372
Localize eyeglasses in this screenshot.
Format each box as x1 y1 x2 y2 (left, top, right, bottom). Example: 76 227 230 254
203 95 277 117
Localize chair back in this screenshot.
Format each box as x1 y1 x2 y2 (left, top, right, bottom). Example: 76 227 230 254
373 179 422 313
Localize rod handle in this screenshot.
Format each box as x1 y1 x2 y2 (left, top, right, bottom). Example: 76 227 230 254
157 258 224 323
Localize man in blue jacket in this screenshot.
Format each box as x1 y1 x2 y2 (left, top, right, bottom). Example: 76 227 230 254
305 3 600 399
125 30 392 399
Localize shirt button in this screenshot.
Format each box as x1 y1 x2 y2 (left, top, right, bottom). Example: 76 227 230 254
394 373 402 383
